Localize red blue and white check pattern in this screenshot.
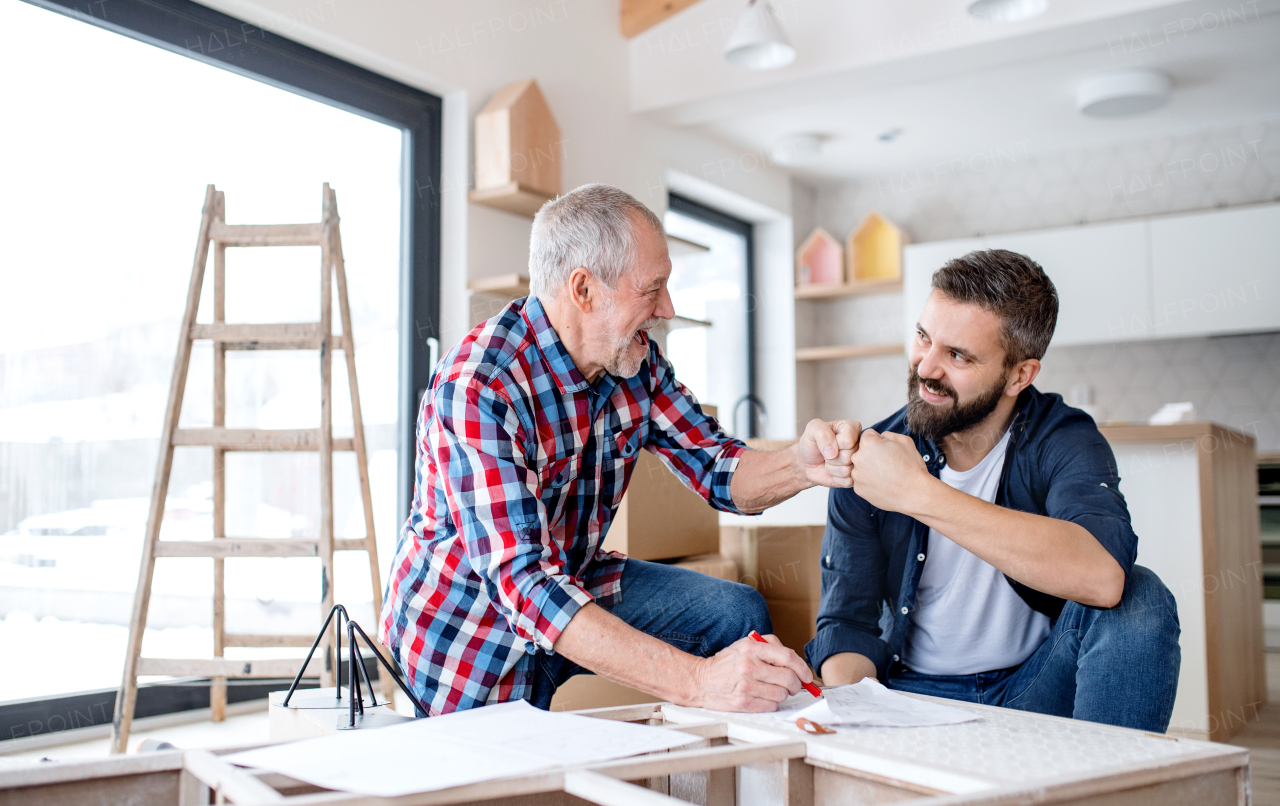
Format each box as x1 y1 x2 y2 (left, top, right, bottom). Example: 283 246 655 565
380 295 747 715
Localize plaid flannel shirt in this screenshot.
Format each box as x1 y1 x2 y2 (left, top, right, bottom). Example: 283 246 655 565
380 295 748 715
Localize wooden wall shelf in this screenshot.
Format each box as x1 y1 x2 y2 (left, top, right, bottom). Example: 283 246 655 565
468 273 530 298
794 278 903 300
667 314 711 330
795 343 904 362
468 183 554 218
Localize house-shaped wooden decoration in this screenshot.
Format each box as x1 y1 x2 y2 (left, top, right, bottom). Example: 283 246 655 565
847 211 906 283
469 78 562 217
795 227 844 288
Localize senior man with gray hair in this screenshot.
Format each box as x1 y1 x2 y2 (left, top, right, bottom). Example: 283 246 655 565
382 184 861 716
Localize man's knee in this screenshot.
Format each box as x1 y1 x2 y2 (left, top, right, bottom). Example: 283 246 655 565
710 582 772 648
1118 565 1178 623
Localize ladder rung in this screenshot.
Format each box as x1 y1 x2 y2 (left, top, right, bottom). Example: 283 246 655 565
136 656 322 678
223 633 317 648
191 322 328 350
209 221 324 246
154 539 319 558
172 428 354 452
334 538 370 552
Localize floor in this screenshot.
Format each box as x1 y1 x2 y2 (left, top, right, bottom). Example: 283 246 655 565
1227 652 1280 804
4 663 1280 802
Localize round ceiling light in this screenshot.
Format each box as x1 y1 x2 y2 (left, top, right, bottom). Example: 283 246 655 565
770 134 824 166
1077 68 1172 117
967 0 1048 22
724 0 796 71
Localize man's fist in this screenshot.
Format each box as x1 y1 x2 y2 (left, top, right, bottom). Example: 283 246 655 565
796 418 861 488
849 429 931 511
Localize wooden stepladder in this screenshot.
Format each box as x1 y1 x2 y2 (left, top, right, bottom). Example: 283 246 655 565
111 184 393 753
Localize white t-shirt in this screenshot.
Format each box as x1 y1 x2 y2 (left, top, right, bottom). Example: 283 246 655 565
900 430 1051 676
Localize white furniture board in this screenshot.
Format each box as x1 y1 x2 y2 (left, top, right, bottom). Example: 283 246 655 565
663 691 1236 796
1108 442 1209 738
720 485 829 527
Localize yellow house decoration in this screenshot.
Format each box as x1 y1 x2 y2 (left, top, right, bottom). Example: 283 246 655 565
470 78 563 217
847 211 905 283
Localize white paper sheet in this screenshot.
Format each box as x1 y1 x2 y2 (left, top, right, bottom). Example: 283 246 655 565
790 680 981 728
225 700 700 797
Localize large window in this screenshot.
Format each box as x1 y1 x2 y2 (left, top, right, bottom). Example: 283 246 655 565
0 0 439 727
663 195 757 436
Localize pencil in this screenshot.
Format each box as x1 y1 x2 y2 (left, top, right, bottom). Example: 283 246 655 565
748 630 822 698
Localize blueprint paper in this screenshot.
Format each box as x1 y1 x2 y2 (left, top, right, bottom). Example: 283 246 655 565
225 700 700 797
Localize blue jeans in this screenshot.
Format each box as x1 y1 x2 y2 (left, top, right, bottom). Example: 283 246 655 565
528 559 772 709
886 565 1181 732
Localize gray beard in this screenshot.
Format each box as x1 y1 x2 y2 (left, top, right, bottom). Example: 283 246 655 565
603 317 661 379
604 339 646 379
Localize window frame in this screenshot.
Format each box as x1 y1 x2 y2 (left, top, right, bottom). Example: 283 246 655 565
2 0 440 745
666 193 759 437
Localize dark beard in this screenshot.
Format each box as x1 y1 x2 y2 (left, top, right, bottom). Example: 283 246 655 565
905 364 1006 443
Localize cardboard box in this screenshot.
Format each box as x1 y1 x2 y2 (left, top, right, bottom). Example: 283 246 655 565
764 598 821 658
672 553 738 582
754 526 824 602
601 405 721 562
720 525 824 602
549 674 659 712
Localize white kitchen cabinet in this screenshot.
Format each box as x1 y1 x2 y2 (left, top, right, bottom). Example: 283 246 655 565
1150 203 1280 338
902 236 984 346
988 219 1152 347
902 202 1280 349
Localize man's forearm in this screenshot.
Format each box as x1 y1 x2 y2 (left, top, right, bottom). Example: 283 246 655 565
729 446 811 513
553 603 699 702
819 652 878 686
905 478 1124 607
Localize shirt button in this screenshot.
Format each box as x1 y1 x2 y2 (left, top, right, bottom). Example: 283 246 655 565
922 454 931 462
1100 482 1108 488
917 553 925 562
901 606 909 615
892 654 899 662
825 554 831 566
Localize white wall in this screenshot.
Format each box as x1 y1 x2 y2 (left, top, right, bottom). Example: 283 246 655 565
197 0 799 435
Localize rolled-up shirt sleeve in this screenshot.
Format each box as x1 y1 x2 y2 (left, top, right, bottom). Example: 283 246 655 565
431 376 592 651
643 342 747 514
806 488 891 679
1041 417 1139 576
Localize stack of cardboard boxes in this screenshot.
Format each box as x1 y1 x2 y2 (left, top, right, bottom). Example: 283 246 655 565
719 524 824 657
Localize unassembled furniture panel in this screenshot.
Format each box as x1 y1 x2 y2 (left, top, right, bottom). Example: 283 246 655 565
0 697 1250 805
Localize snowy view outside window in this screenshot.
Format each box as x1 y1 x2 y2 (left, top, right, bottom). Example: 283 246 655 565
662 210 751 435
0 1 403 701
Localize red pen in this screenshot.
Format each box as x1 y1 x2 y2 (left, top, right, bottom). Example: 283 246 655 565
749 630 822 698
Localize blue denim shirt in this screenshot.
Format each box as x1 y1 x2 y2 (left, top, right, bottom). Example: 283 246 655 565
805 385 1138 681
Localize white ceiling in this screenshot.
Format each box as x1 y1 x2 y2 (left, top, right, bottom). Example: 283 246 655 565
632 0 1280 179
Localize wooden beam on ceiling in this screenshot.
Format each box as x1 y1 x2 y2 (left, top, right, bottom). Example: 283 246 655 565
620 0 707 38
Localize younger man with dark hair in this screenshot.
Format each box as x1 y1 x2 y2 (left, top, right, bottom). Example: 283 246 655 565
808 249 1181 732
